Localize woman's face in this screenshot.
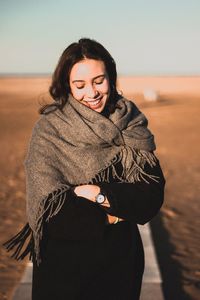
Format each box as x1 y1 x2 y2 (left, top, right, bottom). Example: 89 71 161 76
69 58 110 113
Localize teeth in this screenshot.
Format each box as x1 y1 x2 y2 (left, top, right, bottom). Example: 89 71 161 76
88 99 101 106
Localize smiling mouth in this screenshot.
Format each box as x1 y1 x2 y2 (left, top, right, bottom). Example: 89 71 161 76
84 97 103 108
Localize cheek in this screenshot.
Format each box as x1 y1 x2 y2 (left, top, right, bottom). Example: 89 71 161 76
70 87 84 101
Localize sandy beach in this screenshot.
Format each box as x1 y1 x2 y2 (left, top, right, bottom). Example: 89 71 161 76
0 76 200 300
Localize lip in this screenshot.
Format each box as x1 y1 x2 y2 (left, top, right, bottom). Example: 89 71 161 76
84 97 103 109
85 96 102 103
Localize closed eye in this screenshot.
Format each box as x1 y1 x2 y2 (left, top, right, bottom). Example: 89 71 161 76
95 80 104 85
75 84 85 89
94 76 105 85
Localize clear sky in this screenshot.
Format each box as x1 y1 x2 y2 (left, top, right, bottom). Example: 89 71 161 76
0 0 200 75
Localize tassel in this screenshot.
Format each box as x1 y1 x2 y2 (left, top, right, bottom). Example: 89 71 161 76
4 187 69 265
3 223 34 261
90 147 159 184
32 186 69 265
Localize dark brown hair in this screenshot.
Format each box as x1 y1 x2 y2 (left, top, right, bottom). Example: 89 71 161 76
39 38 119 114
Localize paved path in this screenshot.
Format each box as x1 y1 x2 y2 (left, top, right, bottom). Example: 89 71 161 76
139 224 164 300
12 223 164 300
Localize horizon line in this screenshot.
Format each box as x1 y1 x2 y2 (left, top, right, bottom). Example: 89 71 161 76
1 72 200 78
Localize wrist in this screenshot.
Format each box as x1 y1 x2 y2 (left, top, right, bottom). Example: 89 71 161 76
95 186 110 207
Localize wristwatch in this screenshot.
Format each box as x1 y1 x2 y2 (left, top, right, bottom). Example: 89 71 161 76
95 191 106 204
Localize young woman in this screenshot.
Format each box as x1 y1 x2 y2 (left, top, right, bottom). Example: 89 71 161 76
4 38 165 300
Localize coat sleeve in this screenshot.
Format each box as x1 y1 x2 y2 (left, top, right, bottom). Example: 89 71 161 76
44 188 107 240
96 159 165 225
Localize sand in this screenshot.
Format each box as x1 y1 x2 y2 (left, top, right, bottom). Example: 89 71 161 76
0 77 200 300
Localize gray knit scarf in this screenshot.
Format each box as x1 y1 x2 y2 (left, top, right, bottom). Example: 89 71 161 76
24 94 157 262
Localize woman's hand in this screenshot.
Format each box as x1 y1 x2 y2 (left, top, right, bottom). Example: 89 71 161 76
107 214 119 224
74 185 124 224
74 184 100 202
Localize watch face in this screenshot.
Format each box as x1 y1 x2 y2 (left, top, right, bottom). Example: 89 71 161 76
96 193 105 204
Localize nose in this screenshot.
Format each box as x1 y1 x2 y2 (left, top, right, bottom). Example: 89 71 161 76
86 85 98 98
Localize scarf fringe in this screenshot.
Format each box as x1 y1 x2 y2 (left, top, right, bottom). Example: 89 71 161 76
34 185 69 265
91 147 159 184
3 223 34 261
3 187 69 265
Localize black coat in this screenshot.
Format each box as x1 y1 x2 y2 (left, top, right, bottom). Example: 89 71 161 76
32 158 165 300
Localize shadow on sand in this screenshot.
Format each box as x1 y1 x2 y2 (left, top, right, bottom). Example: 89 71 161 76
150 213 191 300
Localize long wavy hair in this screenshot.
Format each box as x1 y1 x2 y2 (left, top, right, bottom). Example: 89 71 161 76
39 38 120 114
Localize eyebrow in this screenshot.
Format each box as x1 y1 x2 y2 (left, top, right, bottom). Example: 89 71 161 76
72 74 105 83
